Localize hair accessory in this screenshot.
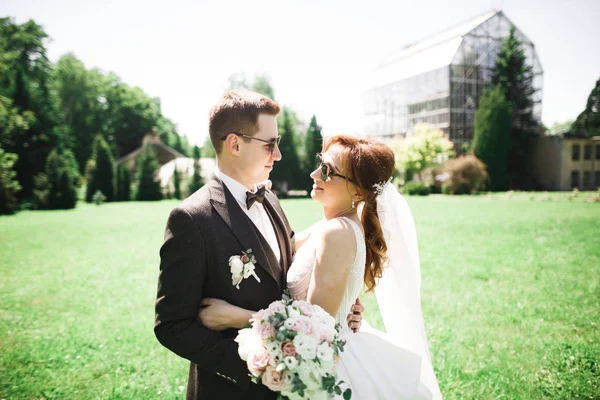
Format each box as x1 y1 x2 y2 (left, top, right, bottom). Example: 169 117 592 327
372 178 391 196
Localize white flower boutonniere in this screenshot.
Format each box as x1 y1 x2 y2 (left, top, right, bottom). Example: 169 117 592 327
229 249 261 289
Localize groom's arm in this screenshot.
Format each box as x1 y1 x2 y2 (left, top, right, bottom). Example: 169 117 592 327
154 207 251 389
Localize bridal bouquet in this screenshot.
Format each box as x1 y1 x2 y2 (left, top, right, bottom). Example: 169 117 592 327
235 292 351 400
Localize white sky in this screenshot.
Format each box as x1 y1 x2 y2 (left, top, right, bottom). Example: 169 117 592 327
3 0 599 144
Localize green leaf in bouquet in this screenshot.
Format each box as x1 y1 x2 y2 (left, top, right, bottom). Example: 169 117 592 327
281 288 293 303
291 374 307 397
321 375 335 390
273 312 287 328
343 388 352 399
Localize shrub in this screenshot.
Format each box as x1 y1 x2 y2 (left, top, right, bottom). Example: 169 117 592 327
92 190 106 205
0 149 21 214
45 148 79 209
441 155 488 195
401 181 430 196
85 136 115 202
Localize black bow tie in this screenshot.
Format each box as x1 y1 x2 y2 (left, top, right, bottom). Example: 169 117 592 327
246 185 266 209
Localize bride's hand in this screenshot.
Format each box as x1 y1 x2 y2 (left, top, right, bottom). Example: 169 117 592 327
198 298 239 331
348 298 364 333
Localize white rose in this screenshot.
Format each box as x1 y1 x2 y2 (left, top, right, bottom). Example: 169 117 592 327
229 256 244 275
317 358 334 375
293 333 318 360
235 328 262 361
312 306 335 327
287 306 301 319
316 342 334 362
243 262 255 279
297 363 321 391
307 390 329 400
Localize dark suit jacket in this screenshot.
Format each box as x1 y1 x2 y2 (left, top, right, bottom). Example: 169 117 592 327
154 177 295 399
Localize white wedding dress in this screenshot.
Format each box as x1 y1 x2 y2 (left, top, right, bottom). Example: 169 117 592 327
287 217 442 400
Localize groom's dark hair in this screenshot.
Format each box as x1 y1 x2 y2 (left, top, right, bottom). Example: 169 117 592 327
208 90 280 154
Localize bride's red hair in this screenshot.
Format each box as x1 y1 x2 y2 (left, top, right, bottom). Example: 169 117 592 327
322 135 395 292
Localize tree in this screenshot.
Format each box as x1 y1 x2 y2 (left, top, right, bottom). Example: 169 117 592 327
188 145 204 194
227 72 276 101
546 120 574 136
303 115 322 192
102 73 161 157
392 123 454 182
0 148 21 214
115 164 131 201
135 144 162 201
52 54 105 172
201 136 216 158
251 74 276 100
85 135 115 202
270 108 303 193
572 77 600 137
493 26 540 189
227 73 249 91
0 94 31 150
44 147 79 209
0 18 66 198
473 86 512 191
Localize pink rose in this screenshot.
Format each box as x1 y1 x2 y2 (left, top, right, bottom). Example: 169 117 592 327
261 366 285 391
247 348 270 377
250 310 266 325
319 329 335 344
268 301 286 315
257 322 276 339
281 341 297 357
293 316 314 335
293 300 313 317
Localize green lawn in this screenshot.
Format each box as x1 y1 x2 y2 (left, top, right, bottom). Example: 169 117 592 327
1 195 599 399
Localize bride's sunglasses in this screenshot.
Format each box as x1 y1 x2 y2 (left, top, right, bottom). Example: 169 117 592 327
315 153 355 183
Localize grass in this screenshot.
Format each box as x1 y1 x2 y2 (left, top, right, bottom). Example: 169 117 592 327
0 194 599 399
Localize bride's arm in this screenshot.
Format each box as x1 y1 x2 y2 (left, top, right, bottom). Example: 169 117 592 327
294 219 325 251
198 298 255 330
306 219 357 317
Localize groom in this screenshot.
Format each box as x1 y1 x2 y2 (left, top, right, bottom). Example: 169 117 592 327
154 90 362 399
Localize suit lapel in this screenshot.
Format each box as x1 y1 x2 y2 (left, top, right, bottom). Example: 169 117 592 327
208 178 283 289
263 191 292 278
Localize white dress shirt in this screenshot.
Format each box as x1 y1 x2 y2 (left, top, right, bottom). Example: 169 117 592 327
215 169 281 262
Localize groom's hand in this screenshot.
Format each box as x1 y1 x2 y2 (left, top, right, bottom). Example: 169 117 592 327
347 298 364 333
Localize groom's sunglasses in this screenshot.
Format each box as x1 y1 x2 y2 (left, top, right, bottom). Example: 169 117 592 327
221 132 281 155
315 153 355 184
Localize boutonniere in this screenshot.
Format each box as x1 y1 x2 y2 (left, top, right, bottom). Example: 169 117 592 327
229 249 261 289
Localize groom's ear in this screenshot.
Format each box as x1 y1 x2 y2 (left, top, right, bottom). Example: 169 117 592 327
223 134 240 155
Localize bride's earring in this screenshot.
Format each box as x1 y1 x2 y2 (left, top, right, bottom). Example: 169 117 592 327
351 200 355 209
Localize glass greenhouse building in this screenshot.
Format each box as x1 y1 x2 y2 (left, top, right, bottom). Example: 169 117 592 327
364 10 543 147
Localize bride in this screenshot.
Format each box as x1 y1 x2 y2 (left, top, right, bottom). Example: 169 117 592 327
198 135 442 399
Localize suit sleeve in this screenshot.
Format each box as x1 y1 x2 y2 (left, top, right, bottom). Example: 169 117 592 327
154 207 251 389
